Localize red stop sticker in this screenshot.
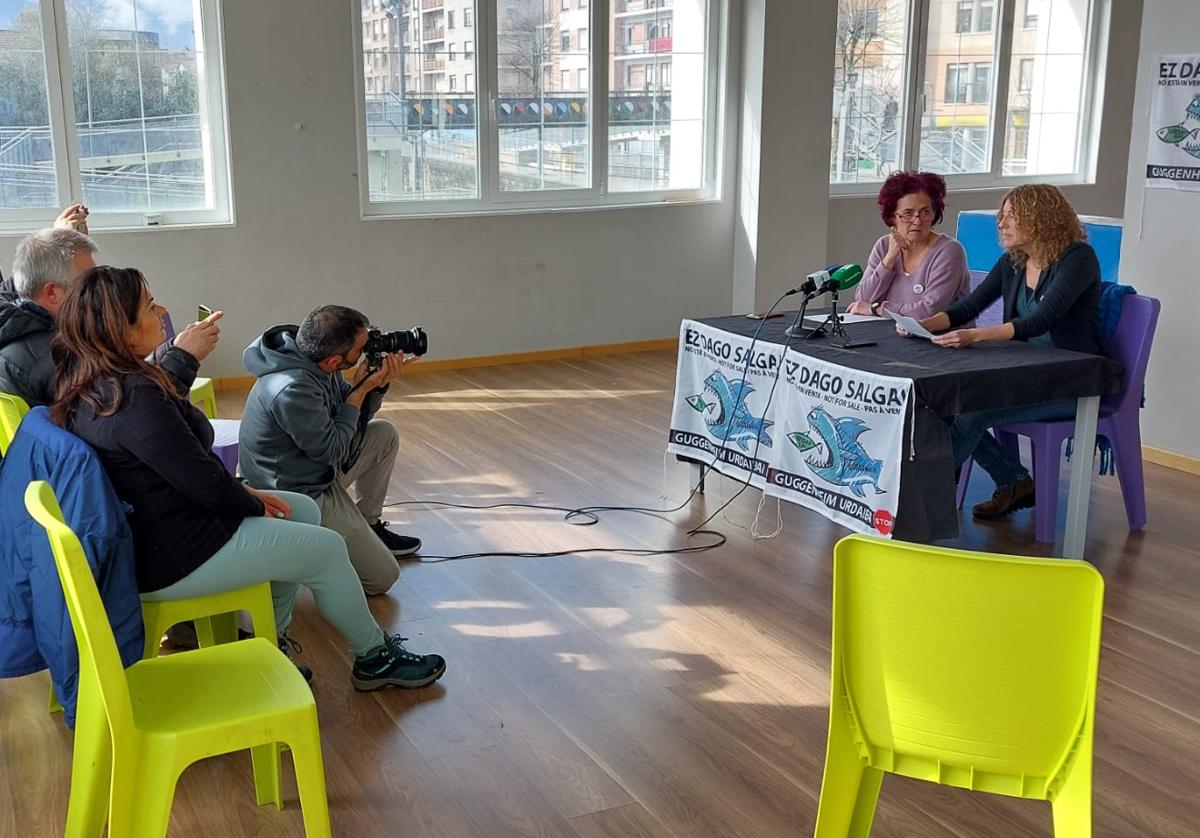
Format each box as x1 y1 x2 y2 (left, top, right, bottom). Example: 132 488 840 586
873 509 895 535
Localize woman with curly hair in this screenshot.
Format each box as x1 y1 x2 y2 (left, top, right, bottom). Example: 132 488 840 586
909 184 1103 520
847 171 971 319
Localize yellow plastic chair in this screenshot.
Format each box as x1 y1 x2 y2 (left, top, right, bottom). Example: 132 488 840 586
24 481 331 838
814 535 1104 837
11 391 268 741
190 376 219 419
141 582 289 807
0 390 30 455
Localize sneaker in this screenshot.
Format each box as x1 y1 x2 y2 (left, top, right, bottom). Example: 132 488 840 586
278 631 314 684
352 634 446 691
370 520 422 558
972 476 1036 520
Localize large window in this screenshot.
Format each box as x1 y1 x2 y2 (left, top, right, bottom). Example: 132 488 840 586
0 0 231 230
830 0 1101 188
356 0 722 215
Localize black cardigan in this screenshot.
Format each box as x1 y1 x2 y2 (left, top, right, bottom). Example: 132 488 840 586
945 241 1103 355
69 374 264 592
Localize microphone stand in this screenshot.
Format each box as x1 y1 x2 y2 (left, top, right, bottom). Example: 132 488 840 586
783 289 821 339
803 288 877 349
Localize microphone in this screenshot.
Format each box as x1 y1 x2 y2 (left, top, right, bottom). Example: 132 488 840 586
819 263 863 294
788 264 846 297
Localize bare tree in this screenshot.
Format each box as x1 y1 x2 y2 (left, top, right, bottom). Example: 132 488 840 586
384 0 412 100
497 0 558 94
833 0 890 179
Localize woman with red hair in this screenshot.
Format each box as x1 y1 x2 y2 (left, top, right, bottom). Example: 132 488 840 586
847 171 970 319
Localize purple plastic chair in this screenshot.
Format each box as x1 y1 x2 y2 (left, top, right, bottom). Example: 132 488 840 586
969 270 1004 328
956 294 1160 543
161 312 240 476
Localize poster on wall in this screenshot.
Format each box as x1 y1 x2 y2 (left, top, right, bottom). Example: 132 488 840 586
1147 54 1200 191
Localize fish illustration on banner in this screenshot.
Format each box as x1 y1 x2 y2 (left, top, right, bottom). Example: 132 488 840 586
792 407 884 499
686 371 774 452
1155 93 1200 159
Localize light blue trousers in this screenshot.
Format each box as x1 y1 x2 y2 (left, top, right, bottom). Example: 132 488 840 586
141 491 386 656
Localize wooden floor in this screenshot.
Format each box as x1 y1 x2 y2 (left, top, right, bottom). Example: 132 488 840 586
2 350 1198 837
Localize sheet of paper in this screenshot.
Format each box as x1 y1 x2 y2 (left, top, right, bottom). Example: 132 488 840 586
803 313 878 326
880 307 935 339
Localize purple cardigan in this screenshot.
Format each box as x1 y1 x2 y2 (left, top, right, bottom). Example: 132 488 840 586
854 234 971 319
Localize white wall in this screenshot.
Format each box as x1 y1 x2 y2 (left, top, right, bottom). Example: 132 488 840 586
827 0 1144 265
1120 0 1200 459
733 0 836 313
0 0 740 378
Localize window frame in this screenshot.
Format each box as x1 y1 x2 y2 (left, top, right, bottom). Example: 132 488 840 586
831 0 1105 196
353 0 726 220
0 0 234 233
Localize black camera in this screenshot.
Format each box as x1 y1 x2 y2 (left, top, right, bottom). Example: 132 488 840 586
363 326 428 368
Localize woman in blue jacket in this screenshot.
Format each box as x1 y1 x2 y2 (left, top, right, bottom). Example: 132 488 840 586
50 266 445 691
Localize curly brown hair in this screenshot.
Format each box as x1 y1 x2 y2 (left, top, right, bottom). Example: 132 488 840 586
1000 184 1086 268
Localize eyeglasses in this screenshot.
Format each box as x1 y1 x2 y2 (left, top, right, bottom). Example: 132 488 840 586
896 208 935 222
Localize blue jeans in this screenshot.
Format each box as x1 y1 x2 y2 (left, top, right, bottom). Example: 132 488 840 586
141 491 387 656
950 399 1078 488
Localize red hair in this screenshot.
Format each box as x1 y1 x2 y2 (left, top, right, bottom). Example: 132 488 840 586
876 171 948 226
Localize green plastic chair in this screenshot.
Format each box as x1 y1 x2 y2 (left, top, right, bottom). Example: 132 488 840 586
0 390 30 455
191 376 219 420
814 535 1104 837
24 481 331 838
8 391 273 742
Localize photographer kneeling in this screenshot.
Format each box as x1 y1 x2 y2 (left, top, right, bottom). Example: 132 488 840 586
240 306 424 595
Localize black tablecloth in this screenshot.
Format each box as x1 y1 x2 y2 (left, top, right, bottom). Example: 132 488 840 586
692 314 1124 541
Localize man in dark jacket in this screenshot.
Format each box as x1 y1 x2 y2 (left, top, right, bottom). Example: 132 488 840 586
0 228 217 405
239 306 418 595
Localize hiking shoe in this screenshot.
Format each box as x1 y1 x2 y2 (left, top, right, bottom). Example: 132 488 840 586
972 476 1036 520
352 634 446 691
370 520 422 558
278 631 314 684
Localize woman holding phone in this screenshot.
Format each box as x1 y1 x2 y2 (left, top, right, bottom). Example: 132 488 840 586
51 266 446 691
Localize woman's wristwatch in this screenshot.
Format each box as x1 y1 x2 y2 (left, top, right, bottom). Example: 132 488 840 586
869 301 882 316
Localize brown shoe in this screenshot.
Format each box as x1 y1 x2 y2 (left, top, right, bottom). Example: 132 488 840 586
972 476 1036 520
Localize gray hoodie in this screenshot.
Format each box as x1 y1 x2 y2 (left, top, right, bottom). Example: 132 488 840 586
239 325 386 496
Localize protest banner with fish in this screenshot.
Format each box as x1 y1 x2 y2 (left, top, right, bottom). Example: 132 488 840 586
668 319 784 487
668 319 912 537
764 352 911 537
1147 55 1200 190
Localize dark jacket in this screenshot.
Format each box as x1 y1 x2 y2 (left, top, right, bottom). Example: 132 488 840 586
0 406 144 727
239 325 387 497
68 374 265 593
0 294 57 405
0 291 201 406
946 241 1103 355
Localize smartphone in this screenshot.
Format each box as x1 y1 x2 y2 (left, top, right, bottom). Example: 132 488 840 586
197 304 213 321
